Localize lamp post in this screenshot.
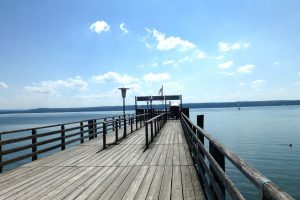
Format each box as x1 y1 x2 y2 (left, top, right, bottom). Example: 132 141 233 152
119 87 129 138
149 96 153 118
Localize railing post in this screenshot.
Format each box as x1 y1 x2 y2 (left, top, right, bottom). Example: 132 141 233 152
154 118 157 136
145 122 149 149
197 115 205 155
119 116 122 128
131 117 133 133
197 115 204 133
140 116 142 127
209 143 225 198
124 119 127 138
61 125 65 150
150 121 154 142
88 120 94 140
80 122 84 143
165 112 167 123
94 120 97 138
136 116 138 130
103 122 107 149
0 133 2 173
32 129 37 161
115 120 119 142
112 117 115 131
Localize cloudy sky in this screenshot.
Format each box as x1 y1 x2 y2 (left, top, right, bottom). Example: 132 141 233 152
0 0 300 109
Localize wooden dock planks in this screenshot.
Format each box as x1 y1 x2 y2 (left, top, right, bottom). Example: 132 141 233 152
0 120 205 200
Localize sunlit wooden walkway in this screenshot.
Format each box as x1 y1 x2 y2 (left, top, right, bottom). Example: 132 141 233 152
0 120 205 200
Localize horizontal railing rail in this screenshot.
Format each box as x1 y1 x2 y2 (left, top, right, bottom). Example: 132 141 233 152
0 113 139 173
180 112 295 200
144 112 167 149
102 113 150 149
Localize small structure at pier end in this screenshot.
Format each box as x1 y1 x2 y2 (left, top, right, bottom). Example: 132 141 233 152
135 95 189 119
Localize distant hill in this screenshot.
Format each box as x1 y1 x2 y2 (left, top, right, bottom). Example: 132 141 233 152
1 100 300 114
184 100 300 108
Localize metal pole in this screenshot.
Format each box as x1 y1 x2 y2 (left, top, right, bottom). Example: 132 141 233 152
123 97 125 119
147 101 149 113
180 95 183 109
150 100 153 118
135 96 137 114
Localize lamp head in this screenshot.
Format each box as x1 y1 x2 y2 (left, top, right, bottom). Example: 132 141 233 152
118 87 129 98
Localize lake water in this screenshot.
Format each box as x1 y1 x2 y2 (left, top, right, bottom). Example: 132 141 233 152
0 106 299 199
189 106 300 199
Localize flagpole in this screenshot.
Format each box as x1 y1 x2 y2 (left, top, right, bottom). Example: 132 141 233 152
158 85 164 113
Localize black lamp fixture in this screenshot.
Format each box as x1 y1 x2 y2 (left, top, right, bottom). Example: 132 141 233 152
118 87 129 119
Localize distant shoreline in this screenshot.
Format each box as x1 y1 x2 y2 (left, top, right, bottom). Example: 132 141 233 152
1 100 300 114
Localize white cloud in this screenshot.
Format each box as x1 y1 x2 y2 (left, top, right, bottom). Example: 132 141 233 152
243 43 251 49
179 56 193 62
90 20 110 34
298 72 300 76
92 72 139 85
163 82 184 94
210 55 225 60
0 82 9 89
143 72 170 83
119 23 129 34
152 62 158 67
273 61 280 66
75 89 120 104
25 76 88 94
25 86 53 94
172 63 179 67
218 61 233 69
197 51 206 59
238 64 255 74
145 28 195 51
126 83 142 94
252 80 266 89
218 42 250 52
144 43 153 49
163 60 175 65
220 71 235 76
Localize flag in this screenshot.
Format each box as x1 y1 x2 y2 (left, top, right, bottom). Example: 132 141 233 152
158 85 163 96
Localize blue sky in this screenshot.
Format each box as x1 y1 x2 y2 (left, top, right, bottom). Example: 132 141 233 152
0 0 300 109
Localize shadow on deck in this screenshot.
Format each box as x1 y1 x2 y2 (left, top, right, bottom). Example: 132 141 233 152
0 120 205 200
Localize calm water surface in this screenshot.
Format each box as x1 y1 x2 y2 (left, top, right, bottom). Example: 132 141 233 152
0 111 130 131
0 107 299 199
190 106 300 199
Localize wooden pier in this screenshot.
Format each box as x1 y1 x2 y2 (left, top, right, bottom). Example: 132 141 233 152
0 93 296 200
0 120 205 200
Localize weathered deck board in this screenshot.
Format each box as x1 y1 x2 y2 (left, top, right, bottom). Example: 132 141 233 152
0 120 205 200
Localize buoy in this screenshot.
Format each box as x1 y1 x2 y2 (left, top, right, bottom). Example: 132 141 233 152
289 144 292 147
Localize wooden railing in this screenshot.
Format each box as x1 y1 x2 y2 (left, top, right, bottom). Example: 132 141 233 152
180 112 295 200
102 113 150 149
144 112 167 149
0 113 138 173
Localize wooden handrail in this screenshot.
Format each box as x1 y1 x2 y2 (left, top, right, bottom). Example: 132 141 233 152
0 114 135 135
0 113 145 173
145 112 167 149
180 112 295 200
102 113 150 149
